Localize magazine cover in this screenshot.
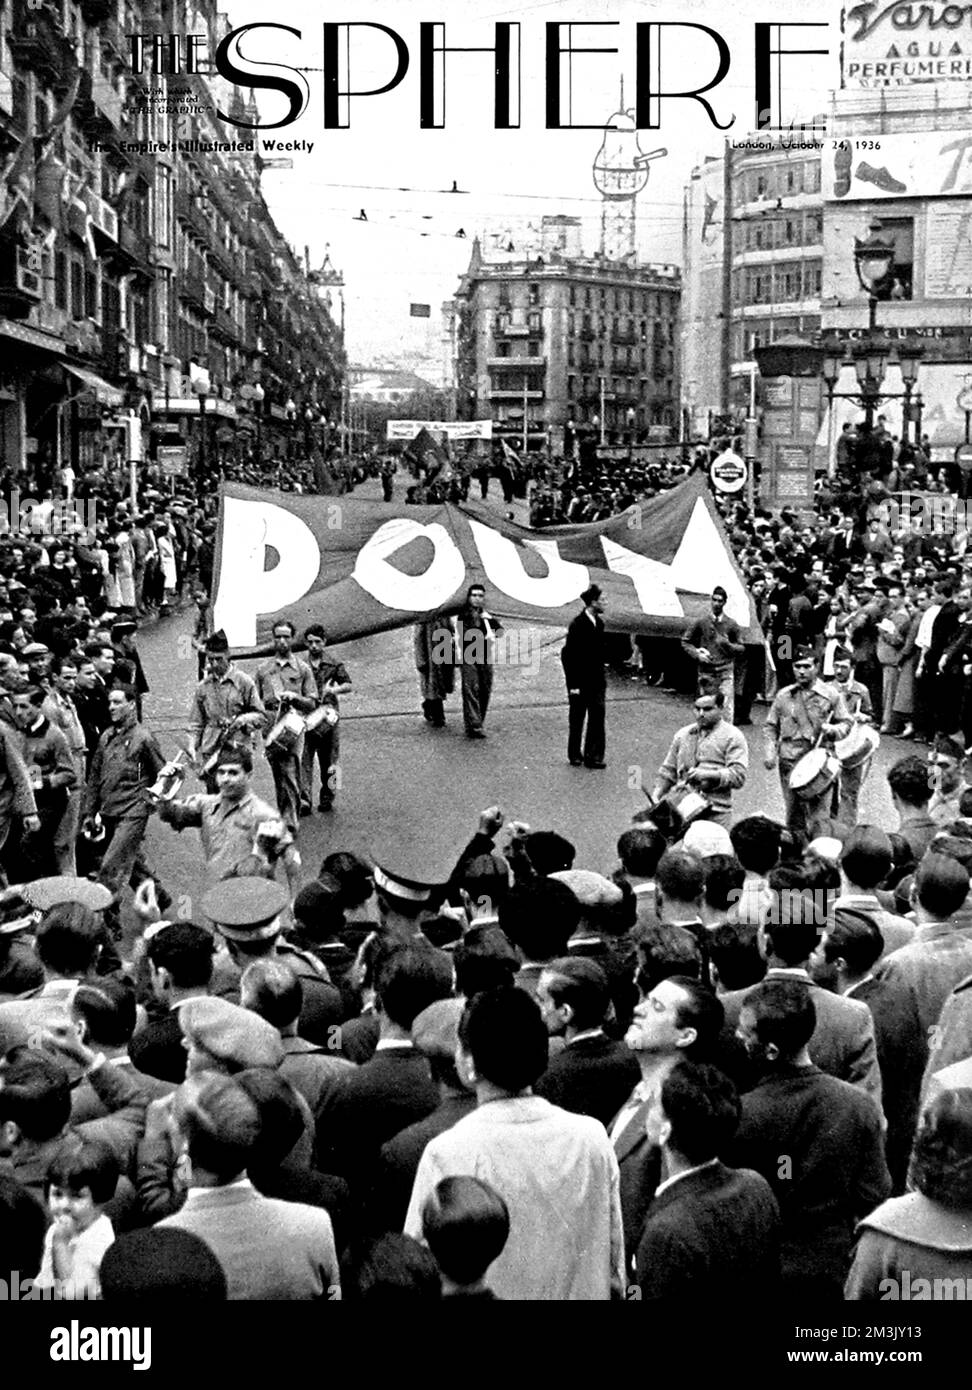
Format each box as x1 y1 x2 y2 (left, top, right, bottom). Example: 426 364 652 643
1 0 971 1357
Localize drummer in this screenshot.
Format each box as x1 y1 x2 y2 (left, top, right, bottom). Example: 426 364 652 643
300 623 352 816
188 630 266 794
255 620 317 833
650 688 749 828
828 646 876 827
764 645 852 843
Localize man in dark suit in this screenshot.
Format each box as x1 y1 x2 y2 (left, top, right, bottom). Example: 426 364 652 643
316 941 451 1186
375 998 475 1232
561 583 607 768
129 922 215 1084
727 978 890 1298
636 1060 780 1299
719 879 882 1107
608 973 725 1266
812 907 919 1195
534 957 639 1125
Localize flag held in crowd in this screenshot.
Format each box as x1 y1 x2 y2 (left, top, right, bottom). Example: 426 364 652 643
213 473 761 651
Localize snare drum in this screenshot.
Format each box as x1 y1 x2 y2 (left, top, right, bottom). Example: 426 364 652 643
788 748 840 801
265 709 305 752
304 705 339 735
834 724 880 769
647 784 712 840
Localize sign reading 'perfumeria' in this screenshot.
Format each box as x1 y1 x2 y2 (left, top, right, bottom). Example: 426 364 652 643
842 2 972 87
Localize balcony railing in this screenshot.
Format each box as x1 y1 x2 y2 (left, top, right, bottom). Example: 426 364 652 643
10 0 78 86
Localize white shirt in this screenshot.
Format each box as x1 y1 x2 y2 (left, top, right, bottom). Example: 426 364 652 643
36 1212 114 1299
405 1096 624 1300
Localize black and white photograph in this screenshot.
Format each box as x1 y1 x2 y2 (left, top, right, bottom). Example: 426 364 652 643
0 0 971 1359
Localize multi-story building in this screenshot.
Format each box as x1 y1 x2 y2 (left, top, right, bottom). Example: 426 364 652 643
682 136 824 428
451 217 680 456
0 0 343 485
822 74 972 459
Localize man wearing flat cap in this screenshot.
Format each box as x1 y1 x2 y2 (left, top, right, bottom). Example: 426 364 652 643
188 631 266 794
202 877 343 1047
561 584 608 769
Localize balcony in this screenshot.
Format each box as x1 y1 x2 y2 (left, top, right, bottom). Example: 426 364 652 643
493 320 531 338
487 355 546 368
211 307 239 342
0 242 43 320
178 271 211 315
83 188 119 247
9 2 78 88
489 387 545 399
612 360 640 376
174 190 211 243
578 326 597 341
63 318 102 357
80 0 113 20
611 329 638 346
115 222 154 277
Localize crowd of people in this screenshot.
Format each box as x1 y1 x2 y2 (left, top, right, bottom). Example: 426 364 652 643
3 429 972 1303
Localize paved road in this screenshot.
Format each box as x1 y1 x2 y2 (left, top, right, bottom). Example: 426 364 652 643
136 528 902 918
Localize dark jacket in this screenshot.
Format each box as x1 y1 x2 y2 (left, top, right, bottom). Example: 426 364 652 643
82 716 165 821
727 1064 891 1288
316 1043 439 1184
535 1032 640 1127
128 1008 188 1084
636 1161 781 1299
375 1091 477 1232
561 610 606 691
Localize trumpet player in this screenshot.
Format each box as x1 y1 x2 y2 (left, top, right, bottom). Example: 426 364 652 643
649 689 749 829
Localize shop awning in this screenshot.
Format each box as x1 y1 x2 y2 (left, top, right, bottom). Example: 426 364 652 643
64 364 125 407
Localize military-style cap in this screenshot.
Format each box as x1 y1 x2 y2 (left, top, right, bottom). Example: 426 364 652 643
201 877 288 941
205 629 230 654
21 876 113 913
373 864 438 904
111 620 137 638
22 643 50 658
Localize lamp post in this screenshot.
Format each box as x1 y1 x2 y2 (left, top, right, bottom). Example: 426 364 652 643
599 376 606 445
566 416 575 459
851 338 889 435
284 398 296 465
897 342 923 448
191 368 211 480
853 226 896 332
626 405 635 463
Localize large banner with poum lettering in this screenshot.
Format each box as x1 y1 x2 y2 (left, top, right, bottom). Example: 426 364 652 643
213 473 761 652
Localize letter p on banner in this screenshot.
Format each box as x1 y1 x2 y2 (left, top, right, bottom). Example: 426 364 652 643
213 496 321 647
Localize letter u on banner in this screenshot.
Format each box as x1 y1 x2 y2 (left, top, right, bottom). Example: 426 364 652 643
214 496 322 647
352 518 466 608
466 518 588 604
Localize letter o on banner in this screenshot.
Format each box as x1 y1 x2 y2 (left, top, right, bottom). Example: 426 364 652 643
352 518 466 609
214 496 321 647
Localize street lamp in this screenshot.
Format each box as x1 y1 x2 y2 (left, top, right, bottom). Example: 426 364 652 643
851 339 889 434
252 382 264 466
897 341 924 447
853 225 896 331
566 416 575 459
191 367 211 479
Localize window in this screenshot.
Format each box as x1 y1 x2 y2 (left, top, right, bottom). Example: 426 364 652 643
567 341 575 366
567 313 575 337
527 339 540 356
567 374 575 399
55 252 68 310
527 312 541 332
70 258 84 318
528 283 539 305
871 217 915 301
496 342 510 357
568 286 576 306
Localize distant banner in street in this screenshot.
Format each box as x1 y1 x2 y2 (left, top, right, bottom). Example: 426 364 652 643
386 420 492 441
213 475 761 651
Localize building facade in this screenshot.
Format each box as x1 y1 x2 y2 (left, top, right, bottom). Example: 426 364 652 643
451 218 680 456
682 137 824 431
821 83 972 461
0 0 343 487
